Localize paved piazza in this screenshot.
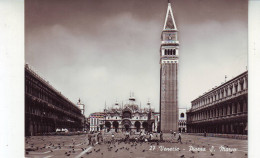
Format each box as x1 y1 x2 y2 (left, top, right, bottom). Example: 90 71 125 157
25 133 247 158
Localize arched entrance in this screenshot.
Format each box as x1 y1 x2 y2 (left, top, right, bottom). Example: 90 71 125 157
113 121 119 132
134 121 141 132
142 122 148 131
122 119 132 132
105 122 111 132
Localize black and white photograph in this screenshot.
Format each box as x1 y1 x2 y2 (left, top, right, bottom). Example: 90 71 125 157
3 0 260 157
24 0 248 157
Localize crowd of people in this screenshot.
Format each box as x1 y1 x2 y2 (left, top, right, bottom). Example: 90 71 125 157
86 130 183 146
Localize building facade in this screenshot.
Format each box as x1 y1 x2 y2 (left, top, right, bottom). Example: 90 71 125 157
160 2 179 133
178 108 187 133
25 64 85 136
186 71 248 134
89 112 105 131
90 95 159 133
77 99 85 115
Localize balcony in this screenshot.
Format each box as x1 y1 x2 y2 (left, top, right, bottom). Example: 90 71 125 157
189 112 247 124
190 89 247 112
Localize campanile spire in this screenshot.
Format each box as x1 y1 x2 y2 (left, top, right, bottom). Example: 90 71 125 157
163 2 177 30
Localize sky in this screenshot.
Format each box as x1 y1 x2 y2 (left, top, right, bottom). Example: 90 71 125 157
25 0 248 116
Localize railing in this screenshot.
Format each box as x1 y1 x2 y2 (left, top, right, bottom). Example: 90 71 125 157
190 89 247 112
161 41 179 44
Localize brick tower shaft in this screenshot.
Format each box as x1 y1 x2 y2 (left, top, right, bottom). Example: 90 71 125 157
160 2 179 133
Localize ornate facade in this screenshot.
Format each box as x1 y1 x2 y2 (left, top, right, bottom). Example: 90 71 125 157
186 71 248 134
101 96 159 133
160 2 179 132
25 64 85 136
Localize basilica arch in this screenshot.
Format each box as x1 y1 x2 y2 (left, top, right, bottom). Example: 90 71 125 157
142 121 148 131
122 119 132 131
105 122 111 132
134 121 141 132
113 121 119 132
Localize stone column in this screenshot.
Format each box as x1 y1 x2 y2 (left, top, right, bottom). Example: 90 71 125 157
243 100 247 112
223 105 227 116
227 104 230 115
244 77 247 90
222 124 225 133
232 83 236 94
238 81 241 92
231 124 234 134
232 103 236 114
237 102 241 113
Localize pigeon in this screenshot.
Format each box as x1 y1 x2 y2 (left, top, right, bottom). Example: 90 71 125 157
180 155 185 158
211 153 214 156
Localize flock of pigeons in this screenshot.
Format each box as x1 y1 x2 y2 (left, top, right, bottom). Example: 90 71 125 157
25 133 247 158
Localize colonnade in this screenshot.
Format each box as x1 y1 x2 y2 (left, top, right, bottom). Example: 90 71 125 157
187 71 248 135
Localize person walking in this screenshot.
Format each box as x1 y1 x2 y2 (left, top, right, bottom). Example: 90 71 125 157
91 132 96 146
160 131 163 142
111 133 115 143
171 131 175 143
97 132 102 144
88 132 92 145
149 132 153 141
177 132 182 144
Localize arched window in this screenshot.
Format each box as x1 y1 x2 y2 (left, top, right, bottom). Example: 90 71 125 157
170 49 172 55
173 49 176 55
180 113 184 118
165 49 168 55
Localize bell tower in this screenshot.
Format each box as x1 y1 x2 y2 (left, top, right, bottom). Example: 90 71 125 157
160 2 179 133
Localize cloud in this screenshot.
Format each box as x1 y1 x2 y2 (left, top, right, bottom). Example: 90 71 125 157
25 0 247 116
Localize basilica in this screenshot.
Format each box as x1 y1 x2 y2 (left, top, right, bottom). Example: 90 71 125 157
103 95 160 133
88 93 187 133
88 94 160 133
